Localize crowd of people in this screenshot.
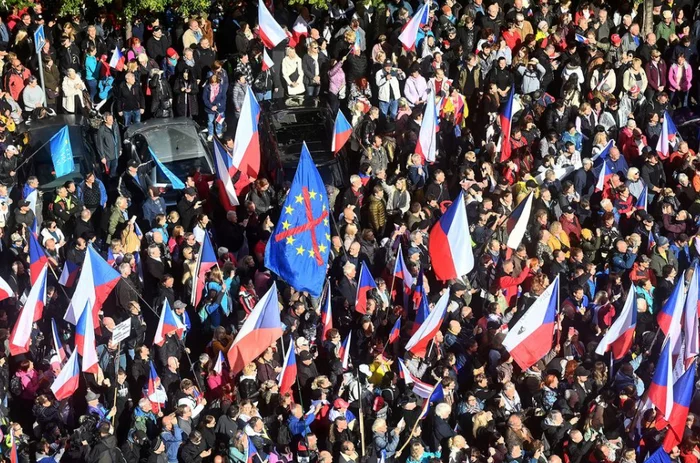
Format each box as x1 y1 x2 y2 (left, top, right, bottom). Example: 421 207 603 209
0 0 698 463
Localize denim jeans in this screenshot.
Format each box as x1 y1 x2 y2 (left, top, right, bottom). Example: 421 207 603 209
207 113 223 136
256 91 272 101
107 158 118 177
123 110 141 127
306 84 321 96
86 80 98 101
379 100 399 120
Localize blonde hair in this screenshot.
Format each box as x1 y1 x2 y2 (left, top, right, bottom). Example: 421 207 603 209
344 30 357 43
242 363 257 376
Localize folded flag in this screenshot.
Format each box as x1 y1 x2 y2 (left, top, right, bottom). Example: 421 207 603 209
649 336 674 420
340 331 352 370
388 317 401 344
429 190 474 280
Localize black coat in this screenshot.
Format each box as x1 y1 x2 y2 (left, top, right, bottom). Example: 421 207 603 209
117 81 146 112
173 74 199 118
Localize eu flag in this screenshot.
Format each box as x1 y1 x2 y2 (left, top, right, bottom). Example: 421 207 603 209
264 142 330 297
150 147 185 190
50 126 75 178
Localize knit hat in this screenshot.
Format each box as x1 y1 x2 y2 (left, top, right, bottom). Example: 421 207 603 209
166 47 178 58
581 229 593 240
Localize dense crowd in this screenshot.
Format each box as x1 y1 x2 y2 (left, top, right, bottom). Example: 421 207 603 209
0 0 698 463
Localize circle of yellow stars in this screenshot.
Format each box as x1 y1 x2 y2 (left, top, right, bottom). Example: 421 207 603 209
281 190 331 260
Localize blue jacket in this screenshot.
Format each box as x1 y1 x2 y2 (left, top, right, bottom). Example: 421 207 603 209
77 178 108 208
161 425 184 463
288 412 315 437
202 83 227 115
143 197 167 227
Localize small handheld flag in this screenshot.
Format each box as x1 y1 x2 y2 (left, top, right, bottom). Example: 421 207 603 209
332 110 353 154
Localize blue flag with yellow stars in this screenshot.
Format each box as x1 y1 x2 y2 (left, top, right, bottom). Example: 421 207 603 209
264 142 331 297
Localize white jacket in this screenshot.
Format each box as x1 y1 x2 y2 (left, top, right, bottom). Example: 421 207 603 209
375 68 404 102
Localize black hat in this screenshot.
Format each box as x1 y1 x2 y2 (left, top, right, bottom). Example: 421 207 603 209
153 26 162 32
383 59 392 66
562 205 574 214
452 281 467 292
127 159 139 168
17 199 30 208
299 350 313 361
184 187 197 196
151 436 163 452
575 366 590 377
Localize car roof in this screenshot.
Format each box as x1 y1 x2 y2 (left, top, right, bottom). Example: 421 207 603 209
18 114 87 134
261 96 326 112
123 117 201 138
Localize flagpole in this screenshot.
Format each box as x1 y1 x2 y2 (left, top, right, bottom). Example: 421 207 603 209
14 135 56 171
356 365 366 457
111 342 120 427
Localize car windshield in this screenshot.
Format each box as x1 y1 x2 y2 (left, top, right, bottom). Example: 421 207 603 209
141 124 208 163
154 157 213 184
31 124 94 189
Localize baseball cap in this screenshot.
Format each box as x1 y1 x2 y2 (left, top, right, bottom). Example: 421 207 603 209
610 34 621 45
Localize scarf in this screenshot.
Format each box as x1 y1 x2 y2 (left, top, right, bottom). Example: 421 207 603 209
209 83 220 103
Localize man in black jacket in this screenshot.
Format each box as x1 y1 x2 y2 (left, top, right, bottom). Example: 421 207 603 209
146 26 171 64
57 35 81 76
0 144 19 190
176 187 202 231
118 159 153 215
117 72 146 127
96 112 122 177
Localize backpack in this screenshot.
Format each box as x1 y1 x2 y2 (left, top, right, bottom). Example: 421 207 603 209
9 375 22 396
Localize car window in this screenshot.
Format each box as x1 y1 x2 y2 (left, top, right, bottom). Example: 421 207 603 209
153 158 212 184
141 124 208 163
270 109 330 149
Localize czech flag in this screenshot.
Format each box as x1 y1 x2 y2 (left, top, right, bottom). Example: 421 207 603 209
388 317 401 344
107 247 117 267
0 275 14 302
191 232 217 309
393 243 414 297
213 351 225 375
649 337 675 420
574 33 589 44
503 275 559 370
413 289 430 334
412 375 439 399
663 362 697 451
145 361 165 413
429 191 474 281
415 87 437 163
411 267 425 312
658 273 685 338
418 382 445 419
648 231 657 253
262 49 274 71
332 110 353 154
656 111 679 160
647 448 672 463
290 15 309 48
595 283 637 360
64 245 120 329
51 319 67 367
246 436 260 463
278 337 297 395
76 300 99 374
398 2 430 50
9 264 47 355
355 262 377 314
153 299 186 346
59 260 80 288
232 86 261 179
28 231 48 285
50 348 80 400
227 282 284 375
108 45 125 71
340 331 352 370
397 357 414 384
595 159 613 192
592 139 614 165
499 87 515 163
406 290 449 358
213 137 240 210
683 263 700 366
506 192 534 250
635 186 648 211
258 1 286 51
320 283 332 340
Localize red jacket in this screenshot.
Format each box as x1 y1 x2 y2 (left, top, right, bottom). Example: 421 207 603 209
492 267 531 305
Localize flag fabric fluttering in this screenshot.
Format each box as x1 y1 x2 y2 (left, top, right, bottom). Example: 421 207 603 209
415 88 437 163
595 159 613 192
145 361 165 414
418 383 446 419
398 2 430 50
340 331 352 370
503 276 559 370
388 318 401 344
278 338 297 395
658 272 686 342
595 283 637 360
320 283 333 340
76 300 99 374
257 1 287 49
28 231 48 284
0 274 14 302
663 362 697 451
356 262 378 314
49 125 75 178
290 15 309 47
108 45 125 71
212 137 240 209
656 111 679 160
59 259 80 288
264 142 331 297
406 290 450 357
683 263 700 365
50 348 80 400
9 264 47 356
499 88 515 163
506 192 534 250
262 49 274 71
332 110 353 154
648 337 674 420
191 232 217 309
150 148 185 189
153 299 186 346
213 351 225 375
232 86 262 179
429 191 474 280
635 186 648 211
227 282 284 375
50 319 67 369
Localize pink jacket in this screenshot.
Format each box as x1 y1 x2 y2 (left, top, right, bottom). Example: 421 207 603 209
669 62 693 91
404 75 428 106
17 370 41 401
328 61 346 96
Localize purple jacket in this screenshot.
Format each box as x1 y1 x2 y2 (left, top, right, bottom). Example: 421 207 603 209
404 75 428 106
329 61 346 96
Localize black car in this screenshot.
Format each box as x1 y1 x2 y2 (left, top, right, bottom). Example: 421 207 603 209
259 96 348 188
